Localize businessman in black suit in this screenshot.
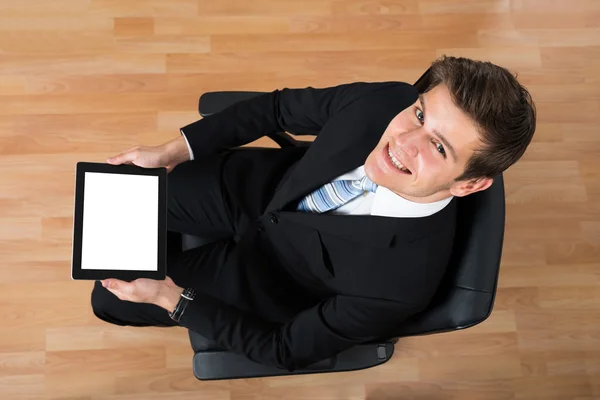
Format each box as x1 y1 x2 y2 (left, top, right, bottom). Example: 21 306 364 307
91 56 536 371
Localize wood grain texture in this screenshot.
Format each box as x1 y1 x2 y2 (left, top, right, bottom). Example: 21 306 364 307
0 0 598 398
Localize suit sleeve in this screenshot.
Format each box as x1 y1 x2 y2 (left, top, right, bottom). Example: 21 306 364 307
178 292 421 371
180 82 400 159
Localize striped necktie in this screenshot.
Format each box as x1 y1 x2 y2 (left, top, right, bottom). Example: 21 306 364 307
297 175 378 213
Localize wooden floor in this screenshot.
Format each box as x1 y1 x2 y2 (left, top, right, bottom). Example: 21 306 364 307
1 0 599 399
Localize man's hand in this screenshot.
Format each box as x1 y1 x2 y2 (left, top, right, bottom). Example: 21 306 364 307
107 136 191 173
101 276 184 313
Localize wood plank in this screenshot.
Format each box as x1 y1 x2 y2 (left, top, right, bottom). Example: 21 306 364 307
332 0 419 15
0 93 195 115
45 370 115 398
114 35 210 54
0 17 112 31
516 310 600 332
0 31 115 55
418 354 523 381
0 261 71 284
198 0 335 15
459 310 517 334
511 375 593 399
435 47 541 69
0 54 166 75
234 386 365 400
23 74 168 95
545 240 600 265
0 113 158 155
113 17 154 36
418 0 510 14
538 286 600 310
494 287 541 311
0 328 46 352
510 0 600 13
45 326 190 352
167 49 435 75
541 46 600 68
0 352 45 376
45 347 166 374
515 66 600 85
395 331 519 358
498 264 600 287
210 31 479 53
111 368 217 394
0 374 45 397
0 218 40 240
0 0 90 17
91 0 198 17
366 380 514 400
155 16 291 35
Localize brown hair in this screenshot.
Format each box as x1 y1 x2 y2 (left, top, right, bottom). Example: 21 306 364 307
424 55 536 182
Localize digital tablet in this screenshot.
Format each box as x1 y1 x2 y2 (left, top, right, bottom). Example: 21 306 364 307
71 162 167 281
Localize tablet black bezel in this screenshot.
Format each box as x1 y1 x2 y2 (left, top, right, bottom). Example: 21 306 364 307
71 162 167 281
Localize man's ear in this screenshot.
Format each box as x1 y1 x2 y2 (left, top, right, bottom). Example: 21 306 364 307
450 177 494 197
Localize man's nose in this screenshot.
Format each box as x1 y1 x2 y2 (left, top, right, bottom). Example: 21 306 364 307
404 142 418 158
393 131 419 158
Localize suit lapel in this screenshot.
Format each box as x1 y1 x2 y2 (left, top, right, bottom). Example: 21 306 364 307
265 83 425 247
268 81 419 213
266 116 400 248
267 112 386 213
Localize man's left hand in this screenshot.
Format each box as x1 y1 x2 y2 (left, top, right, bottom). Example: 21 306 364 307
101 276 184 313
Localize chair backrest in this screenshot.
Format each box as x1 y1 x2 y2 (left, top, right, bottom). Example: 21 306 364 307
413 67 433 93
392 174 506 337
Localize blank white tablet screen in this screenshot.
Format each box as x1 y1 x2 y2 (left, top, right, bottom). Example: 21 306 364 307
81 172 158 271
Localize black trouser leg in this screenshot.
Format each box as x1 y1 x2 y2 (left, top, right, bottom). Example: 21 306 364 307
90 238 237 327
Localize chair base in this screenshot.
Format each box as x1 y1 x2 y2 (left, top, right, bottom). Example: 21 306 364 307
192 341 395 380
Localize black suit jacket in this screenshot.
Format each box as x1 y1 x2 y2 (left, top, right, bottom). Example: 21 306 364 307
177 81 457 371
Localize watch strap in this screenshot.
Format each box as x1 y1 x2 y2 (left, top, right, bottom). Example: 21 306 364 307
169 287 196 322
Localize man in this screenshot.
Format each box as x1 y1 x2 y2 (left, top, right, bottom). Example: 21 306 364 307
91 56 536 371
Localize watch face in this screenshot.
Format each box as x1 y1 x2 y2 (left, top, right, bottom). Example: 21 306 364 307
182 288 196 300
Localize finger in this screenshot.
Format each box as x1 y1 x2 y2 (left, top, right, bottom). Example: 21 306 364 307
102 279 134 295
107 147 138 165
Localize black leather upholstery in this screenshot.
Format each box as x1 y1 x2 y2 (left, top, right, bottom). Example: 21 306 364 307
183 69 506 379
191 340 395 380
198 91 316 149
197 91 264 117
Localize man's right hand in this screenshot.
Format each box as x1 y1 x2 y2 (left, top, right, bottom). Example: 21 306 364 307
107 136 191 173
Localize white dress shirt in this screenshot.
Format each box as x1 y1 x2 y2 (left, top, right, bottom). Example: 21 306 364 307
328 165 453 218
182 130 195 160
181 132 452 218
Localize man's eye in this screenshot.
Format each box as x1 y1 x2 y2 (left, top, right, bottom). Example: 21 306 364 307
415 108 424 124
436 142 446 157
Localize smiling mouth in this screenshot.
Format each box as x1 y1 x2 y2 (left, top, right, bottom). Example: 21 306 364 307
387 146 411 174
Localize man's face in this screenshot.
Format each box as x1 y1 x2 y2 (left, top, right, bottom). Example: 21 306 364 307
364 83 493 203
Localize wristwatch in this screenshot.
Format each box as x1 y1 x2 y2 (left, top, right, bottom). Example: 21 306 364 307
169 287 196 322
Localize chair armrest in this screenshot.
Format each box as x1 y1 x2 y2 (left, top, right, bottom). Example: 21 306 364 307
192 342 395 380
198 91 266 117
197 91 311 149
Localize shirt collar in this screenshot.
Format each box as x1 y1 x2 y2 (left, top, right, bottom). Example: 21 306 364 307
370 174 453 218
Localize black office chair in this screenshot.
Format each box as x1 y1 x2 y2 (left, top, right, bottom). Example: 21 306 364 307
177 69 506 380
